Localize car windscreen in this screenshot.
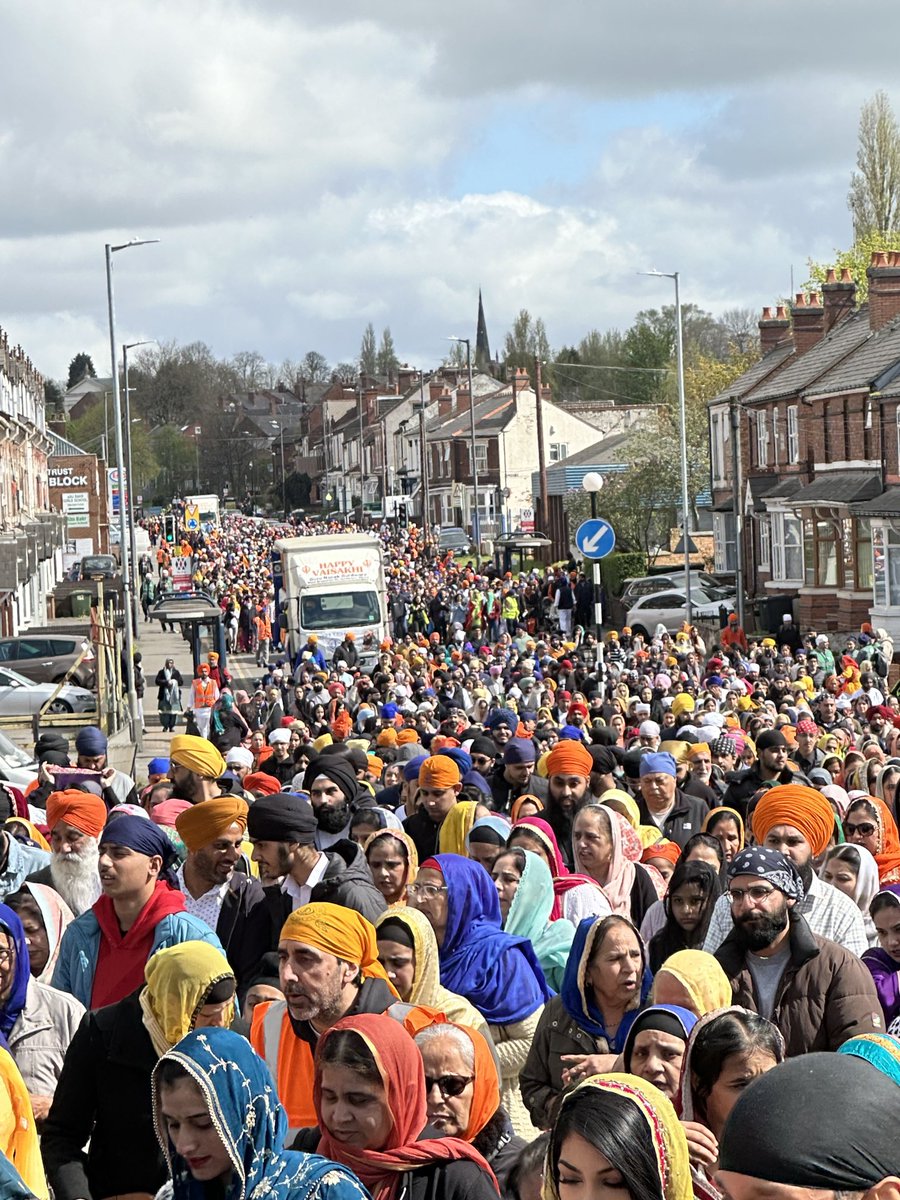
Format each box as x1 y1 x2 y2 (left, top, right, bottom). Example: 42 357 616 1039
300 590 381 630
82 557 115 573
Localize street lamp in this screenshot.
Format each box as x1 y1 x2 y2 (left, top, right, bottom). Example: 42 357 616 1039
123 338 154 624
640 269 692 623
582 471 604 519
448 336 479 550
105 237 158 747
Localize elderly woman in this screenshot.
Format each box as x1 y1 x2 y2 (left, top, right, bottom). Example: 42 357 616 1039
572 804 659 925
520 915 651 1130
4 885 74 983
508 816 611 924
651 949 732 1018
621 1003 697 1100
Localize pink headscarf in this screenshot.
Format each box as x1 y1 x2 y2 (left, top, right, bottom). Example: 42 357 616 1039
573 804 637 918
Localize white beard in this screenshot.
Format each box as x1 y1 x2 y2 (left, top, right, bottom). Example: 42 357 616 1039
50 842 102 916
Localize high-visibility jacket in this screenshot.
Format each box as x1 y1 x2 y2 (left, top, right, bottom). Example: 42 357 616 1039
191 677 219 710
250 1000 316 1136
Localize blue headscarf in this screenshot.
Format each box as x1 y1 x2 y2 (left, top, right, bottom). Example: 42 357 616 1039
431 853 551 1024
0 1152 33 1200
838 1033 900 1086
621 1003 698 1072
560 915 653 1051
152 1028 371 1200
0 904 30 1051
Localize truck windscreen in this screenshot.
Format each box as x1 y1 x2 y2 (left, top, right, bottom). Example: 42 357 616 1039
300 590 381 630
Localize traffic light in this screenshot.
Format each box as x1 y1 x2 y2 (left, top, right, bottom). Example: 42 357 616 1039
397 503 408 526
164 515 177 544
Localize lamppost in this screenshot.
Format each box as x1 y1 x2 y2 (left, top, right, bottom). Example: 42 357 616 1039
582 473 605 664
122 338 154 626
105 237 158 747
448 337 479 550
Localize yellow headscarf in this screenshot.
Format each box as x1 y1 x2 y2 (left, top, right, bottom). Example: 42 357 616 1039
601 790 663 850
438 800 479 856
363 827 419 908
4 818 50 852
0 1046 47 1199
652 949 732 1017
543 1072 692 1200
139 942 235 1058
701 806 746 851
281 902 399 998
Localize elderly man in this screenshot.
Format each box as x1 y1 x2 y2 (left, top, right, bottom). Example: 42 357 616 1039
490 738 547 814
248 792 385 928
704 783 867 955
249 903 398 1136
26 789 105 915
718 1053 900 1200
174 795 269 998
544 740 594 867
403 755 463 861
73 725 138 805
636 750 708 849
52 813 222 1008
167 734 226 803
714 847 880 1055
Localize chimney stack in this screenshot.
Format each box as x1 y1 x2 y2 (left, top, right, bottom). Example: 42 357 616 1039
759 304 791 354
791 291 826 355
867 251 900 331
822 266 857 332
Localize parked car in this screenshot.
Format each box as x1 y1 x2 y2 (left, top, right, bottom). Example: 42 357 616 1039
78 554 119 580
620 572 735 607
438 525 476 555
625 589 734 638
0 667 97 715
0 635 96 689
0 731 38 790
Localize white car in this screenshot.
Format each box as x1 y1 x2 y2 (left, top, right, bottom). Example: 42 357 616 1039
0 666 97 715
625 589 734 638
0 731 38 789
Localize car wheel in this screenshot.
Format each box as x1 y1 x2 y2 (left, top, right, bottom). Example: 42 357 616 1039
631 625 649 639
45 700 73 714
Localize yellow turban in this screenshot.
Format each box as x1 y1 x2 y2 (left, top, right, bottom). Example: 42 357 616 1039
169 734 226 779
687 742 710 759
313 733 333 752
671 694 695 718
280 902 399 997
175 796 249 852
660 740 689 765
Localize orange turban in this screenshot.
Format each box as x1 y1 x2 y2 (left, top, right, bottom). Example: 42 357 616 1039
377 729 398 747
366 755 384 778
46 789 107 839
398 729 421 746
687 743 710 759
242 772 282 796
332 712 352 741
545 741 593 780
418 756 461 790
280 902 399 997
175 796 249 852
642 839 681 867
751 784 835 857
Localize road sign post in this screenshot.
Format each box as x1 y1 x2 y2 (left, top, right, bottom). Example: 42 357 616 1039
575 518 615 688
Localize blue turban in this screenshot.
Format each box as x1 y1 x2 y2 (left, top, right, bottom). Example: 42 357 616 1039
639 751 677 778
381 702 399 720
485 708 518 733
437 748 473 776
147 757 170 776
402 756 428 782
101 812 177 870
559 725 585 741
75 725 108 756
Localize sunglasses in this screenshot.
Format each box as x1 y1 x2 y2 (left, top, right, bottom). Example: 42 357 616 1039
424 1074 474 1098
845 821 877 838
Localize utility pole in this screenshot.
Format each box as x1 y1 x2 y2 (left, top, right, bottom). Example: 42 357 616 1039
358 379 366 524
535 355 549 539
419 375 430 544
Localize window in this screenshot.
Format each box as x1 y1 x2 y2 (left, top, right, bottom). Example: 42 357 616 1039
787 405 799 463
816 519 840 587
755 411 769 468
896 408 900 472
873 524 900 607
771 512 803 582
855 518 873 591
758 516 771 570
710 409 729 484
473 443 488 471
549 442 568 463
771 408 779 466
713 512 736 572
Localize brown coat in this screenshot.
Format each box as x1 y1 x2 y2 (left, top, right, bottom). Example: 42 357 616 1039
519 995 611 1130
715 914 883 1056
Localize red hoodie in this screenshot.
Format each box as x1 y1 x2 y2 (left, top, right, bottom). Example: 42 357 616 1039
90 881 186 1009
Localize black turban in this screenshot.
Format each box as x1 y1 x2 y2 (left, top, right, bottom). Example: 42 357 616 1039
247 793 318 844
588 745 619 775
302 756 361 804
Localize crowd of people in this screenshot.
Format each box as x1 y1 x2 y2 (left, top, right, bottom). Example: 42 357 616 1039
0 511 899 1198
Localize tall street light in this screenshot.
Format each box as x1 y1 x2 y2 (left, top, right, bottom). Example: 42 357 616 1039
106 236 158 747
640 269 692 624
448 336 479 549
123 338 154 628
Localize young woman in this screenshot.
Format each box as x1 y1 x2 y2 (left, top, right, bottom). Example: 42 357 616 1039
647 862 721 974
845 797 900 884
820 844 880 946
365 829 419 908
700 809 744 865
492 849 575 991
154 1027 368 1200
864 886 900 1026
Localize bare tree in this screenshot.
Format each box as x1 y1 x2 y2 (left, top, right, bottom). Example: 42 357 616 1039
848 90 900 239
719 307 759 355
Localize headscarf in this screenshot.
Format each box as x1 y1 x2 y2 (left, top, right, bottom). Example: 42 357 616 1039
0 1046 47 1200
139 942 235 1058
280 903 399 998
751 785 834 857
431 1022 499 1141
822 844 880 931
430 854 551 1024
364 828 419 908
511 815 602 920
509 794 544 821
4 819 49 853
838 1032 900 1085
175 795 249 852
45 789 106 839
438 801 478 856
504 851 575 991
642 839 681 868
543 1073 692 1200
0 906 30 1051
622 1004 697 1072
573 804 636 918
718 1052 900 1189
466 816 511 851
847 795 900 883
149 798 193 828
701 806 745 851
314 1014 498 1200
16 883 74 984
154 1028 371 1200
0 1151 34 1200
652 950 731 1017
168 734 226 779
560 916 652 1050
601 789 663 850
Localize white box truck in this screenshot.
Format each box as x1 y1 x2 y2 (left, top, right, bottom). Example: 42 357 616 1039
275 533 387 673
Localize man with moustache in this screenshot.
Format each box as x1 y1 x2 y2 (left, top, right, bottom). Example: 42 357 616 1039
714 846 881 1055
543 740 594 868
167 734 227 803
26 789 105 915
301 750 376 849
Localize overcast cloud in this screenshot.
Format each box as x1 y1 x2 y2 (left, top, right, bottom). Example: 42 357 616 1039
0 1 894 381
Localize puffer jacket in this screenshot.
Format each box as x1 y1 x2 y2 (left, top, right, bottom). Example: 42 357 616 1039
715 913 883 1056
264 839 387 934
519 995 611 1130
8 977 85 1099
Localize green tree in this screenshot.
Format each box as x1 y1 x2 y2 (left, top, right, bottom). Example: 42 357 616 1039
503 309 551 371
807 228 900 303
66 353 96 389
148 425 196 499
44 379 65 417
377 327 399 380
283 471 313 508
68 402 158 484
848 90 900 240
359 323 377 377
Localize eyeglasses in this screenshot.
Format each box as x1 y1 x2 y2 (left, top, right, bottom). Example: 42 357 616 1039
845 821 877 838
407 883 447 901
728 885 776 906
424 1074 474 1098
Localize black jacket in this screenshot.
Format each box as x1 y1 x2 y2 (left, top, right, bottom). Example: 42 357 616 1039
489 769 548 815
41 989 164 1200
264 839 387 936
176 869 270 1001
404 807 442 861
636 788 709 849
721 764 805 823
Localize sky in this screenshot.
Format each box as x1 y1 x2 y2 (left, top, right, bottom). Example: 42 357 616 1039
1 1 896 384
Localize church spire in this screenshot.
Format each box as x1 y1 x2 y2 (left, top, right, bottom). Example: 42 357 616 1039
475 289 491 370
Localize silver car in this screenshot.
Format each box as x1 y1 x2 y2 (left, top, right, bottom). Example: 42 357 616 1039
0 666 97 715
625 588 734 638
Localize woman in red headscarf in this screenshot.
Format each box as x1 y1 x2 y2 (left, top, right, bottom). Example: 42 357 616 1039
507 816 611 924
845 795 900 884
313 1014 498 1200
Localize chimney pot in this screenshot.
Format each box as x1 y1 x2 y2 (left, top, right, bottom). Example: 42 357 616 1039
808 291 821 307
762 306 773 320
840 267 853 283
825 268 837 283
873 251 890 267
795 292 807 307
775 305 788 320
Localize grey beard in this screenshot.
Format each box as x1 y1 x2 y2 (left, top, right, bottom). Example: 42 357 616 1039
51 844 102 916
